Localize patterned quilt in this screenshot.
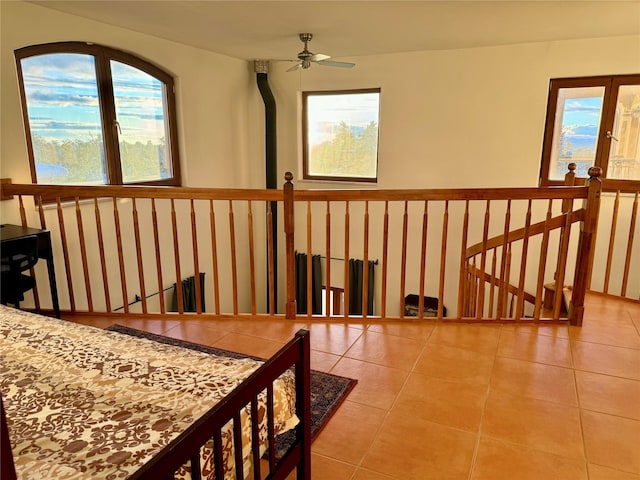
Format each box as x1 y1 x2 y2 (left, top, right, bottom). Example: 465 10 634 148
0 306 297 479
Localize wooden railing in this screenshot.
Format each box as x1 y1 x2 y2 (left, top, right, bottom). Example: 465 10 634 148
0 170 611 325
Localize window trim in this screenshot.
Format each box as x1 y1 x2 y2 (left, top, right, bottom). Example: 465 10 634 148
539 74 640 192
14 41 181 187
302 88 380 183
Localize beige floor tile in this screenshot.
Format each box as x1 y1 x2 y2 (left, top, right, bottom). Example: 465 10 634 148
581 410 640 475
572 341 640 380
490 356 577 406
284 453 355 480
345 330 423 370
471 436 588 480
482 390 584 459
428 324 501 355
392 372 487 431
500 323 570 339
211 332 283 358
330 357 408 410
569 322 640 349
414 343 494 385
362 410 476 479
497 329 572 367
310 350 341 373
162 322 229 346
352 468 397 480
367 321 435 342
589 464 640 480
313 400 387 465
306 323 364 355
576 370 640 420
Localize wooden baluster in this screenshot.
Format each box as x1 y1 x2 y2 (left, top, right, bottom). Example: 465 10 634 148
418 200 428 319
283 173 296 319
470 256 478 317
381 201 389 318
151 199 165 314
477 200 491 319
603 191 620 294
503 244 512 319
438 201 449 318
57 197 75 312
191 199 202 314
19 195 41 310
325 201 331 317
400 201 408 318
569 167 602 326
247 200 256 315
18 195 27 226
170 199 183 314
228 200 238 315
267 201 275 315
488 247 497 318
497 200 511 319
74 197 93 311
114 198 129 314
553 199 574 320
132 198 147 313
94 198 111 312
457 200 470 319
621 191 638 297
343 202 350 319
362 201 370 318
306 201 312 318
515 200 533 319
209 200 221 315
533 200 553 319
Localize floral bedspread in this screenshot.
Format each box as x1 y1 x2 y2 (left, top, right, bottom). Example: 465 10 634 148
0 306 297 479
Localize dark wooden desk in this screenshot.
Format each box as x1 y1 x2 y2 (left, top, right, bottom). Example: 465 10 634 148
0 224 60 318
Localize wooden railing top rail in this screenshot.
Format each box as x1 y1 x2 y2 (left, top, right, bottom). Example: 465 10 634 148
0 181 283 202
465 209 586 258
293 186 589 202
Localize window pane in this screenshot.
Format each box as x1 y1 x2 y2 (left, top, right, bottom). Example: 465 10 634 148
111 61 172 183
607 84 640 181
549 86 604 180
306 91 380 180
20 53 107 184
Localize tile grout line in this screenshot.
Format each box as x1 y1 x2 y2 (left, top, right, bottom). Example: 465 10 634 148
466 324 501 480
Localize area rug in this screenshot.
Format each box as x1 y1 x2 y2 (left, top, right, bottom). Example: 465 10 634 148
106 325 356 458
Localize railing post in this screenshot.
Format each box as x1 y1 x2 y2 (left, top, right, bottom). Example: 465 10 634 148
569 167 602 326
283 172 297 319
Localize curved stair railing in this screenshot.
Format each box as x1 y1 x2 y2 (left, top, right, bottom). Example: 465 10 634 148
462 164 601 324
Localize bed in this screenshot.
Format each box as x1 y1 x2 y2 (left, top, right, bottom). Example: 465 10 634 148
0 305 311 479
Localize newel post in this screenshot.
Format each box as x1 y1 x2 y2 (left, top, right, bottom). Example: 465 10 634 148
283 172 297 319
568 167 602 326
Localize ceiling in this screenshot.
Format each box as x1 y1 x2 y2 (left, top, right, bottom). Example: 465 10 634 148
29 1 640 63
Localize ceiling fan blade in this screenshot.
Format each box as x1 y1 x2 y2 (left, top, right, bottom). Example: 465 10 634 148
309 53 330 62
316 60 356 68
286 62 303 72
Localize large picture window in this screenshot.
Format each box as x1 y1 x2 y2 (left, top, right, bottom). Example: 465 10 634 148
15 42 181 186
303 89 380 182
540 74 640 190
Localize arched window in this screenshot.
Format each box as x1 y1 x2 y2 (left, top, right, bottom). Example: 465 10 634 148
15 42 181 186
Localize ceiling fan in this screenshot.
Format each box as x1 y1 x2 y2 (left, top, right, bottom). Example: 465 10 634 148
287 33 355 72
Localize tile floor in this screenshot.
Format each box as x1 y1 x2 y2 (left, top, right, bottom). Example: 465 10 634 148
69 294 640 479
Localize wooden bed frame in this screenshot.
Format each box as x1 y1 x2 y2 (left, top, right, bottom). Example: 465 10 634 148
0 329 312 480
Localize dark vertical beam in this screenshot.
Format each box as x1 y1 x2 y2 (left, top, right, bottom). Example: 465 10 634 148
256 67 278 313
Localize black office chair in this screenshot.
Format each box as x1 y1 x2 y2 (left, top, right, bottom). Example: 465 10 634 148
1 235 39 308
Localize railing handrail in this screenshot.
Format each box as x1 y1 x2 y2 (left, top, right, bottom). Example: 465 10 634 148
1 181 283 201
293 186 588 202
